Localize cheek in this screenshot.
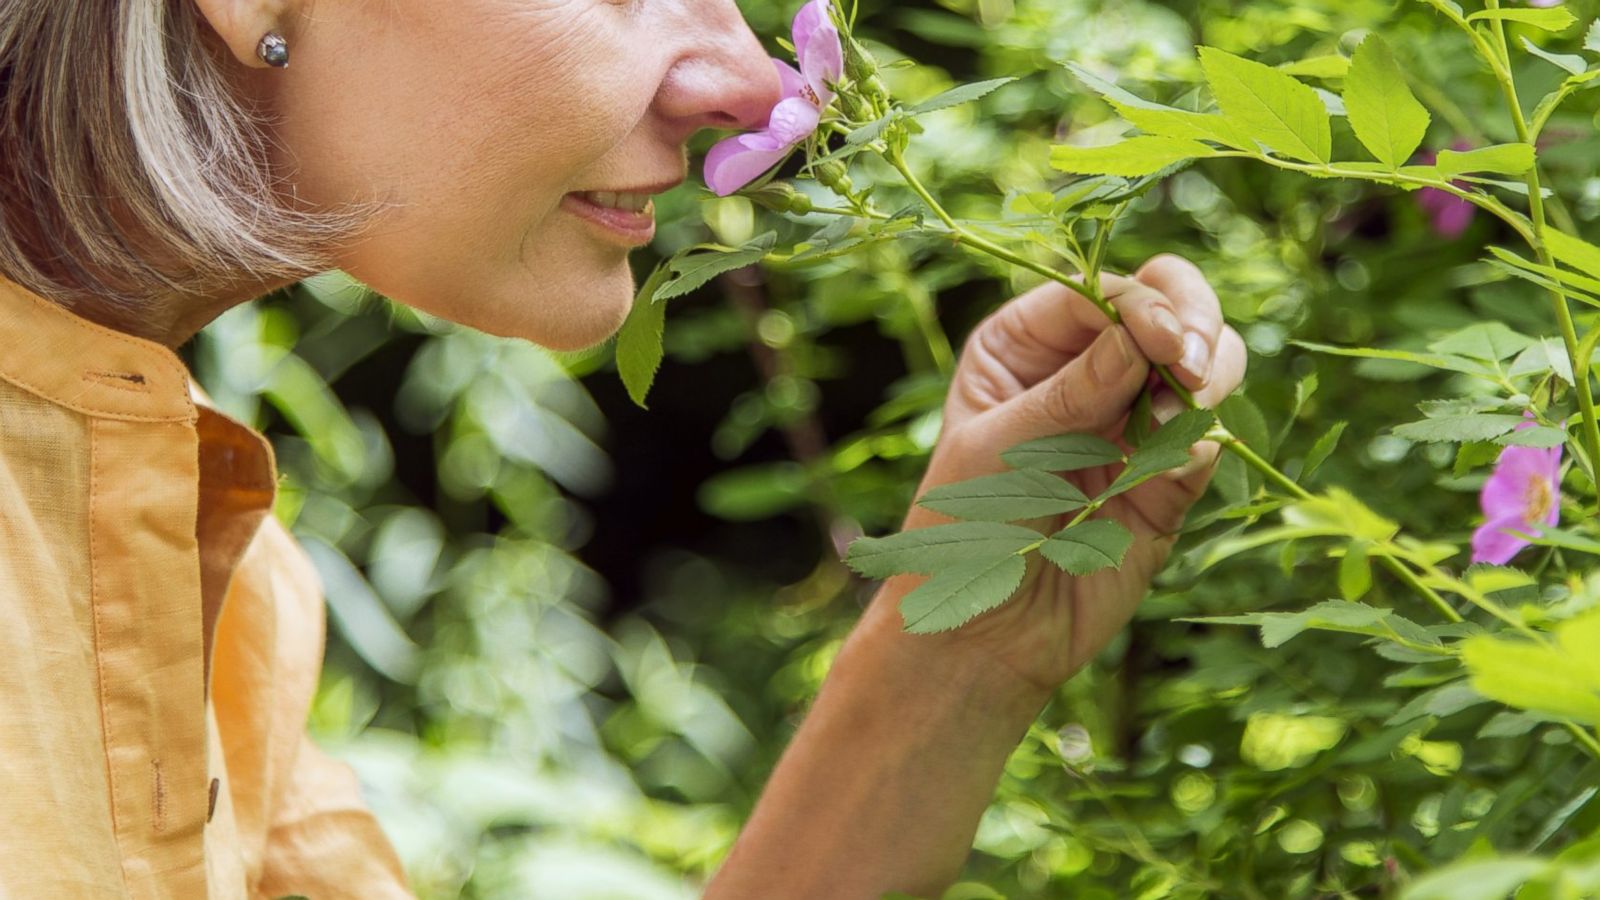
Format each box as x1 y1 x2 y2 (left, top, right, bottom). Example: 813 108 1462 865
265 1 658 348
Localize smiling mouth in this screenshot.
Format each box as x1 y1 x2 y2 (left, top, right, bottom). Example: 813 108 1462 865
561 190 661 247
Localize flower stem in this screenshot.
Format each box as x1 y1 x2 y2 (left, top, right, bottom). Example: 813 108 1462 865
1482 0 1600 515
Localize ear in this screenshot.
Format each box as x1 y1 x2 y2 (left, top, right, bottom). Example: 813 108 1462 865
189 0 298 69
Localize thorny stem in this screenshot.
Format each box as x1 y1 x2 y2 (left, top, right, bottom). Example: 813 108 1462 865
1482 0 1600 516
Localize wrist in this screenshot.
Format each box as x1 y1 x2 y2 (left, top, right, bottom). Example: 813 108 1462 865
849 582 1055 726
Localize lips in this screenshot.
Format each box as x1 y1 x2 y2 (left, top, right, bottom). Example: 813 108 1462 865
561 181 679 248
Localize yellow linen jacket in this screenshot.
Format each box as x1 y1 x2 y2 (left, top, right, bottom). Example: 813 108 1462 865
0 277 414 898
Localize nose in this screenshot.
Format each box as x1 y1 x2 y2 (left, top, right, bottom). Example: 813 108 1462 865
653 0 784 141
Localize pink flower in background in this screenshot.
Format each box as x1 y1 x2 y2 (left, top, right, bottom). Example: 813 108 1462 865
704 0 843 196
1415 140 1476 238
1471 420 1563 566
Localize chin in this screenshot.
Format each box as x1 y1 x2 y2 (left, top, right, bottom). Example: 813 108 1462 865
463 260 638 352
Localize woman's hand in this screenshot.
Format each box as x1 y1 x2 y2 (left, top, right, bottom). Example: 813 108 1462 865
877 254 1248 695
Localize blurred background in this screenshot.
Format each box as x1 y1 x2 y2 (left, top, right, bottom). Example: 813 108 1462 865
185 0 1600 896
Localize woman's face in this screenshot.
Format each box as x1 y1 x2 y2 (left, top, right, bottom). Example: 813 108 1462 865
247 0 780 351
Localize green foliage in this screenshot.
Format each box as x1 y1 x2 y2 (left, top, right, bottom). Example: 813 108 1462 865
202 0 1600 896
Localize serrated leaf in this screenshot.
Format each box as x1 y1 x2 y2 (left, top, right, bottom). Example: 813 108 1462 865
846 112 899 146
1040 519 1134 575
1145 407 1218 451
1435 144 1536 179
1588 19 1600 54
909 77 1017 115
1110 102 1250 147
1428 321 1537 361
1001 433 1125 471
1199 46 1332 163
1467 7 1577 32
1099 408 1216 498
657 233 777 301
846 522 1042 579
1300 420 1347 483
1050 136 1217 177
917 469 1090 521
1520 35 1588 75
615 264 672 408
1345 35 1431 169
1393 414 1526 443
899 554 1028 634
1283 487 1399 542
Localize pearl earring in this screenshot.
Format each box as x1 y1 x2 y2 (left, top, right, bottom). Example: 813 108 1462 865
256 31 289 68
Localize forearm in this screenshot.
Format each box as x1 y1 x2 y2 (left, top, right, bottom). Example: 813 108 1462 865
705 588 1049 900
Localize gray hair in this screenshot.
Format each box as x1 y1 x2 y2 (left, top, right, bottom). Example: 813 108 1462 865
0 2 364 324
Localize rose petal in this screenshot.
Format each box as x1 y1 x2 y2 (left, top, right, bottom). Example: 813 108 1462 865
765 96 822 145
791 0 830 66
792 0 843 106
704 132 797 196
774 59 808 104
1472 511 1534 566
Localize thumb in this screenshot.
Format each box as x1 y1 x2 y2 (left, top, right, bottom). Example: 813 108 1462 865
969 325 1150 460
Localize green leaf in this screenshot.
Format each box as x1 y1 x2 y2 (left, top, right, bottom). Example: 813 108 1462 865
1339 541 1374 600
1281 487 1399 542
1488 246 1600 309
1467 7 1577 32
1100 409 1216 498
900 554 1028 634
615 263 672 409
656 233 777 301
1344 35 1431 169
1001 433 1125 471
1520 35 1588 75
1186 599 1402 649
1435 144 1536 179
1040 519 1135 575
1498 425 1567 448
1300 421 1347 483
1588 18 1600 54
1198 46 1332 163
845 111 900 146
1393 414 1526 443
1545 229 1600 275
1112 103 1251 147
1291 340 1495 376
917 469 1090 521
1428 321 1537 362
1279 55 1352 79
846 522 1042 579
1462 634 1600 725
1401 858 1550 900
1050 136 1217 177
909 77 1017 115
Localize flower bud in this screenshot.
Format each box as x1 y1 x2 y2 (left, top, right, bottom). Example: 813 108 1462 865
815 160 853 194
747 182 814 215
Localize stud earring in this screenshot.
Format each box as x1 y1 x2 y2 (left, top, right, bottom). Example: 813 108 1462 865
256 31 289 68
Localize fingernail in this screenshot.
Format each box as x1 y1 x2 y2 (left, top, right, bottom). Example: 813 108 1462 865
1153 394 1185 425
1150 305 1182 342
1092 328 1134 386
1181 331 1213 383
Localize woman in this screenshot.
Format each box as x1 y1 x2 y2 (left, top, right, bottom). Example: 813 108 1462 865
0 1 1245 897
